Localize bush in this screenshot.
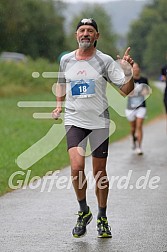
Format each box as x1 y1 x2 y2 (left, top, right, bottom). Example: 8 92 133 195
0 57 59 96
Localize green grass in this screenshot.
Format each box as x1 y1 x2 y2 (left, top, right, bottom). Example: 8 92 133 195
1 92 69 195
0 79 164 196
0 58 59 97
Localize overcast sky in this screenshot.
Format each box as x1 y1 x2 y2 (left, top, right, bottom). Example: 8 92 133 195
62 0 123 2
61 0 146 2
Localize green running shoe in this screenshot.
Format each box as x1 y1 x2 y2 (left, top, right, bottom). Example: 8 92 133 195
72 207 93 238
97 217 112 238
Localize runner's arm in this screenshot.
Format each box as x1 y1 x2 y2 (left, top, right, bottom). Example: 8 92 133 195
52 83 66 119
118 47 134 96
120 77 134 96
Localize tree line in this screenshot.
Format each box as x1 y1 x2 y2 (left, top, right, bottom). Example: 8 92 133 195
127 0 167 77
0 0 166 77
0 0 66 61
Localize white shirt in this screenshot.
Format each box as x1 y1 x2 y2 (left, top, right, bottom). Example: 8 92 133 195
58 49 125 129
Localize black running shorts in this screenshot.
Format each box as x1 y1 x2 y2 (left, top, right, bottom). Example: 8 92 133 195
65 125 109 158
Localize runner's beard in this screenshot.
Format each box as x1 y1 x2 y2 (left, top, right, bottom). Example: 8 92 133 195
79 41 91 49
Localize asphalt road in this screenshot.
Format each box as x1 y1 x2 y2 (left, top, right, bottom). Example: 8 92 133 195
0 116 167 252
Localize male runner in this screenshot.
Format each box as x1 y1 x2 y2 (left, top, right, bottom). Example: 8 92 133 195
52 18 134 238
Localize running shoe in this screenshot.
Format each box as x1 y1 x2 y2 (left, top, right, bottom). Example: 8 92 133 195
97 217 112 238
136 147 143 155
72 207 93 238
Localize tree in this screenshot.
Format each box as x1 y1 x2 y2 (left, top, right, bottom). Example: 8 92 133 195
127 5 159 68
127 0 167 76
0 0 66 61
0 0 25 52
66 5 118 58
143 23 167 76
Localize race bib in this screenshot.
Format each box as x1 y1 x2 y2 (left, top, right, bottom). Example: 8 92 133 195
70 79 95 98
128 96 144 109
